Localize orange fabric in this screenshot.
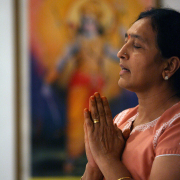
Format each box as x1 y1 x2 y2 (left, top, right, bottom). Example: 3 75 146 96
66 86 88 158
68 70 104 91
66 70 104 158
114 102 180 180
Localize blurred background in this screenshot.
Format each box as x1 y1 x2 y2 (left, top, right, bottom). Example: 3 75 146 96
1 0 180 180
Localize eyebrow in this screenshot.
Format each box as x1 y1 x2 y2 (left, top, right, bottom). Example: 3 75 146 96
125 33 146 43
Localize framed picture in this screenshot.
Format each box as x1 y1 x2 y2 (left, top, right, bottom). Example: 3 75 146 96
19 0 159 179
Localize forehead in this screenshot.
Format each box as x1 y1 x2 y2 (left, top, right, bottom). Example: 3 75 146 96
127 18 157 45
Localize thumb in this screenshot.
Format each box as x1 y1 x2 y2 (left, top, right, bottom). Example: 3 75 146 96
114 124 124 140
122 129 131 140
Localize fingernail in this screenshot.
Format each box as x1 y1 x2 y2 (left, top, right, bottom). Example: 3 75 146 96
101 96 107 101
84 108 89 113
90 95 95 100
94 92 100 97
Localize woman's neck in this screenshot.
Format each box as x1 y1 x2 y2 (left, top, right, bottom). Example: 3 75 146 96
135 87 180 124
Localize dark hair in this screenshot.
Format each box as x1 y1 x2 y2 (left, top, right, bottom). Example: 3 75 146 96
136 8 180 91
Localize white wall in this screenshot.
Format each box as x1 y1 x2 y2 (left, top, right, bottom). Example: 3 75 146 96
0 0 15 180
0 0 180 180
162 0 180 11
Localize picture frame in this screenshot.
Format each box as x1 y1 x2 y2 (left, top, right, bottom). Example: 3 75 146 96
16 0 160 179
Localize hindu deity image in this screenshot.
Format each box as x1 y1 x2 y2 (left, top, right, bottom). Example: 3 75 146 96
30 0 154 176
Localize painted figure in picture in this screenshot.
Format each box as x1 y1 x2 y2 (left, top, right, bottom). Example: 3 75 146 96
44 1 121 173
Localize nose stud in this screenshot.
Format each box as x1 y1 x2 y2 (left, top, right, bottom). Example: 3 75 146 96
124 53 127 55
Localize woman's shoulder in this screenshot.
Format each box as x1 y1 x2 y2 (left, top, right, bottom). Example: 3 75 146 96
153 102 180 156
156 101 180 127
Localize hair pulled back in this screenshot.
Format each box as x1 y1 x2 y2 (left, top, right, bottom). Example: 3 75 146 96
136 8 180 91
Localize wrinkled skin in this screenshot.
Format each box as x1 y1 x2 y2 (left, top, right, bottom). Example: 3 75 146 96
84 92 130 171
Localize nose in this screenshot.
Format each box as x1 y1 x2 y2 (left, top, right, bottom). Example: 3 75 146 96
117 45 129 60
117 41 130 59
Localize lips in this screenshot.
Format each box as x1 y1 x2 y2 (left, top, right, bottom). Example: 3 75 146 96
119 64 130 72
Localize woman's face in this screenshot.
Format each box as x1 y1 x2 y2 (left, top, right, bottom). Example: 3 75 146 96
117 18 165 93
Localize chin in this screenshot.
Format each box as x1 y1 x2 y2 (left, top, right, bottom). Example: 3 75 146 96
118 78 126 87
118 78 134 92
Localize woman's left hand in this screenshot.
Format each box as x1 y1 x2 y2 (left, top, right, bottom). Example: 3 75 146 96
84 92 126 168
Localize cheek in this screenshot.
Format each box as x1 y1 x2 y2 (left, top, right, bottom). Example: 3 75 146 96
130 58 155 82
132 52 156 70
134 61 161 83
130 56 147 74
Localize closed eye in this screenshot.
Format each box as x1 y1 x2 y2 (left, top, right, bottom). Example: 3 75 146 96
133 43 141 49
134 45 141 49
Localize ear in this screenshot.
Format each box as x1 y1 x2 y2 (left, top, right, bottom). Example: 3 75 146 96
162 56 180 80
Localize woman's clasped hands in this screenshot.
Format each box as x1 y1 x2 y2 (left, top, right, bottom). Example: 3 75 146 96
83 92 130 179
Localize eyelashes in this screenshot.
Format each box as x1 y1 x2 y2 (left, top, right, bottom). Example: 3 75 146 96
124 40 141 49
133 45 141 49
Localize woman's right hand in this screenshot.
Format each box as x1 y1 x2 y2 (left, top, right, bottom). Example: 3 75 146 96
83 109 104 180
84 110 99 168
